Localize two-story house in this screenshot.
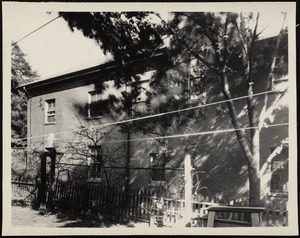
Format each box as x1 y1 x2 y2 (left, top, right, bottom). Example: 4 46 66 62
18 33 289 205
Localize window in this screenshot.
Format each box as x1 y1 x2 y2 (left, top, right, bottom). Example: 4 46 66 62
133 70 154 103
88 146 102 180
271 160 285 170
270 147 288 194
133 80 149 115
135 80 149 103
88 91 102 118
149 153 165 182
45 99 55 123
189 76 206 102
270 171 288 193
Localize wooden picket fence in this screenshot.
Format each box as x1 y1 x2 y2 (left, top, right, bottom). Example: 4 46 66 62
51 181 288 227
11 180 289 227
53 181 161 222
11 180 37 204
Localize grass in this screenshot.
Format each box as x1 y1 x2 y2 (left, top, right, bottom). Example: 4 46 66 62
11 205 149 228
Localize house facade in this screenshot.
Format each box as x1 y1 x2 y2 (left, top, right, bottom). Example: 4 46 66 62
19 34 289 205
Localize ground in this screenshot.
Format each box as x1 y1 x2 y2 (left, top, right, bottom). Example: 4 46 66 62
11 205 149 228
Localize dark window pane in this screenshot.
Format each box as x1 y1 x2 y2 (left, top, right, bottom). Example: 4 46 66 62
190 77 206 101
91 93 97 103
89 92 102 117
152 168 165 181
47 115 55 122
150 153 165 181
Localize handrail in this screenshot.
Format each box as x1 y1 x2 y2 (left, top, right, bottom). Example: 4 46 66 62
206 205 266 227
207 206 265 213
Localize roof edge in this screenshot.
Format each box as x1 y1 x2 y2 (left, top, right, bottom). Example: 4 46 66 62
18 48 167 90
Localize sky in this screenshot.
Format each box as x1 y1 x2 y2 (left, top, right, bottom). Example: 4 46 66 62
8 11 111 79
4 3 289 79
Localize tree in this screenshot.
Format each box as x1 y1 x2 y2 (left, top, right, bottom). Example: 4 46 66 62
65 121 126 187
11 43 39 146
163 12 288 206
59 12 164 62
11 44 40 181
60 12 288 206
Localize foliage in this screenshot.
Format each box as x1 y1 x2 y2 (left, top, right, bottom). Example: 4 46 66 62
60 12 288 206
162 12 288 206
11 44 39 146
58 119 127 186
11 44 40 181
11 148 40 181
59 12 165 61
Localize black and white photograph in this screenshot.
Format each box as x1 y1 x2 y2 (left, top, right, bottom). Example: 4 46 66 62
2 1 297 236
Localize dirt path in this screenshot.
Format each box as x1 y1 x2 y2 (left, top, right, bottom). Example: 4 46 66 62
11 206 149 228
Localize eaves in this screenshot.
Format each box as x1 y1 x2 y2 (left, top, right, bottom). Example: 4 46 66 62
17 48 166 92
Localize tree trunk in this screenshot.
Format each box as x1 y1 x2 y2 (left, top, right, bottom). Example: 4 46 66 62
125 80 131 192
125 128 130 190
248 128 261 206
246 77 261 207
219 73 261 206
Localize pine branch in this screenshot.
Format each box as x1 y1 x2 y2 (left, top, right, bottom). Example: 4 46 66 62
156 14 219 73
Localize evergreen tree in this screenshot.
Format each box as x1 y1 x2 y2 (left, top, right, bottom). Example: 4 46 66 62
60 12 288 206
11 44 39 146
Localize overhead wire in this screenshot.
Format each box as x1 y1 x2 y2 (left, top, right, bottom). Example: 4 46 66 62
15 122 288 145
13 89 287 142
10 14 289 145
99 123 288 144
11 14 63 47
19 137 238 146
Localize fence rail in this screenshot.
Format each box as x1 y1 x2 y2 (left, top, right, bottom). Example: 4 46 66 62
12 180 37 203
11 180 288 227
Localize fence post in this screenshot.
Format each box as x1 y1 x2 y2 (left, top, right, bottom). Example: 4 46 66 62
184 148 193 227
39 151 47 212
47 149 56 211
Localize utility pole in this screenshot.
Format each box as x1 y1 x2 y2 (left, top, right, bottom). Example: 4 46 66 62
184 148 193 227
123 63 131 192
125 127 130 190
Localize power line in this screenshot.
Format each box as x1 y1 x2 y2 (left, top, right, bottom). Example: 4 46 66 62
11 14 62 47
100 123 288 144
22 138 236 146
13 89 287 142
15 122 288 146
10 14 289 142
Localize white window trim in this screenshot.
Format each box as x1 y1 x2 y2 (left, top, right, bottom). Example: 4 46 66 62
88 90 102 119
134 79 150 103
88 146 102 180
45 99 56 124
